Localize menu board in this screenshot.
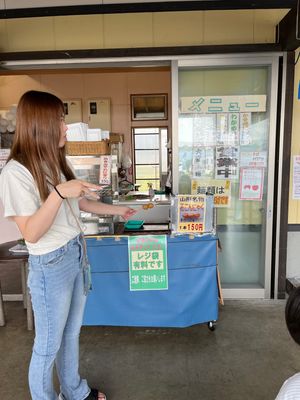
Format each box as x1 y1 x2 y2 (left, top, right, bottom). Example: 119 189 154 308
179 95 268 203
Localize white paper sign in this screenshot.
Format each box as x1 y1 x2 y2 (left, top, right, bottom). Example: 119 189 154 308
239 168 264 201
227 113 240 145
240 112 252 145
215 146 239 180
292 155 300 200
192 146 214 179
192 114 216 146
240 152 267 168
99 155 112 185
216 113 228 145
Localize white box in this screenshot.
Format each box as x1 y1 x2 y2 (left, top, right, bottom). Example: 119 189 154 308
66 122 87 141
87 128 101 141
101 130 110 140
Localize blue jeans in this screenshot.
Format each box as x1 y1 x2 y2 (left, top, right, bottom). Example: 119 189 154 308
28 234 90 400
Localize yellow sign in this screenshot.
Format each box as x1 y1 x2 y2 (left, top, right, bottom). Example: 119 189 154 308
191 179 231 208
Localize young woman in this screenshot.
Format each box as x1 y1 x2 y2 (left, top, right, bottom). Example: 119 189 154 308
0 90 136 400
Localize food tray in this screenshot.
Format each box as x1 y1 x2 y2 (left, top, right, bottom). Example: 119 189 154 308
65 140 110 155
124 220 144 230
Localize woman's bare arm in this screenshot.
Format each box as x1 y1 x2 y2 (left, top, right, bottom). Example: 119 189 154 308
79 197 136 220
12 179 101 243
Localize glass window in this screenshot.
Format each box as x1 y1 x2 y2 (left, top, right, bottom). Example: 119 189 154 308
135 135 159 149
135 165 160 179
135 150 160 164
133 127 168 192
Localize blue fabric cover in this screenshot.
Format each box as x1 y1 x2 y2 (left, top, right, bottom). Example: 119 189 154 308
83 235 218 328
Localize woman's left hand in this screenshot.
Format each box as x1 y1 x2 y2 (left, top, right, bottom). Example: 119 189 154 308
119 207 137 220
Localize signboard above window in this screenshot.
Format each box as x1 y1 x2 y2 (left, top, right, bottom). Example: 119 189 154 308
131 94 168 121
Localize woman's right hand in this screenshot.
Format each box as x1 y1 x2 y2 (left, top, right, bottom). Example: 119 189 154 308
56 180 102 200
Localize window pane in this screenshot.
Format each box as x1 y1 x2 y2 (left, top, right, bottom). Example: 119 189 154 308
135 150 159 164
135 165 160 179
135 134 159 149
160 128 168 173
134 128 159 134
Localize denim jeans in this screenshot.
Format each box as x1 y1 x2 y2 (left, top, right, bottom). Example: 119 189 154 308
28 234 90 400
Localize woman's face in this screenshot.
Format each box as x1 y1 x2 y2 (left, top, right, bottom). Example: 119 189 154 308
58 116 68 148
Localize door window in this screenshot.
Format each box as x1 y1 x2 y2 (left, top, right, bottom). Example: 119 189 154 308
133 127 168 191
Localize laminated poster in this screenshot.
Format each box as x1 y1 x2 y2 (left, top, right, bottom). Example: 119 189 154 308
192 146 214 179
239 168 264 201
215 146 239 180
191 179 231 208
192 114 216 146
216 113 228 145
292 155 300 200
177 195 206 234
128 235 168 291
227 113 240 146
240 112 252 145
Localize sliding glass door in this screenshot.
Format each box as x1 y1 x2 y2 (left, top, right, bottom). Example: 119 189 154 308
172 56 279 298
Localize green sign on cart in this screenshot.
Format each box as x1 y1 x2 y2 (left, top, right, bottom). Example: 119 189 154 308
128 235 168 291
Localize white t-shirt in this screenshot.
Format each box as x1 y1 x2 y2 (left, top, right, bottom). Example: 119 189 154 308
0 159 81 255
275 373 300 399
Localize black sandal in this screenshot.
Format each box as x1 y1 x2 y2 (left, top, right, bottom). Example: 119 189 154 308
85 388 107 400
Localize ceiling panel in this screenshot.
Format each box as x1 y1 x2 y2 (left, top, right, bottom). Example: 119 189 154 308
1 0 296 10
4 0 101 8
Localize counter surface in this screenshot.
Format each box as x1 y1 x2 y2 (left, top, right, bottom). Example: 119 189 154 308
117 194 170 223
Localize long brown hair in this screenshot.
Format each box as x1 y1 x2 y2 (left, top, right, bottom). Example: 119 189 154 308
8 90 75 201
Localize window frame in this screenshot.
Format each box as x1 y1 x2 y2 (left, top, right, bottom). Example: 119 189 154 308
131 94 168 121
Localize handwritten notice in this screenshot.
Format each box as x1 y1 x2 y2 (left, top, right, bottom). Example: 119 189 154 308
192 146 214 179
239 168 264 201
240 112 252 145
240 151 267 168
216 113 228 145
99 155 111 185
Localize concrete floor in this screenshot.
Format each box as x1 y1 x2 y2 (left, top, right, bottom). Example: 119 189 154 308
1 263 300 400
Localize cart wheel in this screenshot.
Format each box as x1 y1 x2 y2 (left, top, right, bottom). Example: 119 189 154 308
208 321 216 331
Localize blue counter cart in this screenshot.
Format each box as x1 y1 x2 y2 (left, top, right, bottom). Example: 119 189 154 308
83 234 218 329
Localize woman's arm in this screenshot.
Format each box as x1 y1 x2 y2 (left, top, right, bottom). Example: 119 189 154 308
13 191 64 243
79 197 136 220
12 179 101 243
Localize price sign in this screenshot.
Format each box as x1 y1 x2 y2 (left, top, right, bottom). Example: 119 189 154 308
177 195 206 234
